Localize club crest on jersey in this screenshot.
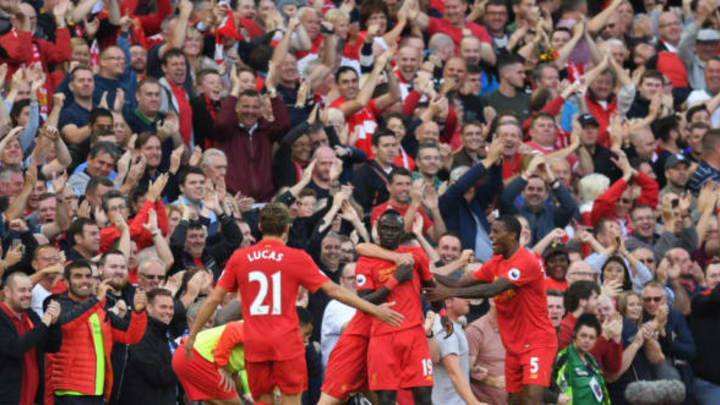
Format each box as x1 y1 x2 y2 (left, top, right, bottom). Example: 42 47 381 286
356 274 367 287
508 268 521 281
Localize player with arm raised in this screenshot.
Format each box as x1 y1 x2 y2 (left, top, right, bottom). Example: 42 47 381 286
353 210 452 405
185 203 403 405
426 215 558 405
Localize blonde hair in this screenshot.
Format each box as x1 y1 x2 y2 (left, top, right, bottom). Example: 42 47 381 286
325 8 349 23
578 173 610 203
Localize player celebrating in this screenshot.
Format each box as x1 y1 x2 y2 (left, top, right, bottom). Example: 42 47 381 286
350 209 451 405
185 203 403 405
318 232 417 405
426 215 558 405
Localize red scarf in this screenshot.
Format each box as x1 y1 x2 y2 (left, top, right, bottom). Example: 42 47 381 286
166 77 193 146
0 303 38 405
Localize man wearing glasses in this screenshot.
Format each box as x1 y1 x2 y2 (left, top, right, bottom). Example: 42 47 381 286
29 244 64 317
640 280 696 392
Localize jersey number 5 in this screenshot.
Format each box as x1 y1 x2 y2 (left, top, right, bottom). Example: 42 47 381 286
249 271 282 315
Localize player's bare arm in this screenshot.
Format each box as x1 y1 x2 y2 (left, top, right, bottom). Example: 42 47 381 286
185 285 229 357
320 281 404 326
357 263 414 304
425 277 514 301
434 271 484 288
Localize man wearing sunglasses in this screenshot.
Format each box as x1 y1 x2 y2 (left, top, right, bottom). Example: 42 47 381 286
640 280 696 394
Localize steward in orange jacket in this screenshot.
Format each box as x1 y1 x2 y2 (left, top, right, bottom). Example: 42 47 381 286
45 259 147 404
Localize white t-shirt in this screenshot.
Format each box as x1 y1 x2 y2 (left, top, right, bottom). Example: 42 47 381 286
31 283 52 317
320 299 357 369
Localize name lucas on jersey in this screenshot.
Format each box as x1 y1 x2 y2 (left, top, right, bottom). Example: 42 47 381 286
247 249 284 262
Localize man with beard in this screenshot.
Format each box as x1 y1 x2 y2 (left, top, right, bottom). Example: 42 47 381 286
557 281 622 376
499 155 577 245
652 117 686 189
0 272 61 405
661 155 692 199
370 167 444 242
66 218 101 261
47 259 147 405
481 55 531 122
119 288 177 405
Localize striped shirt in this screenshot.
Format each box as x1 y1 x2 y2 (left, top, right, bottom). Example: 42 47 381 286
688 160 720 196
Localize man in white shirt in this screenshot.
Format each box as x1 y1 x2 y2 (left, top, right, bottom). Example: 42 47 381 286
320 262 358 368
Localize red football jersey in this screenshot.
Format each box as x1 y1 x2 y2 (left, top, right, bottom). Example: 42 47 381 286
218 239 329 361
328 97 380 157
355 246 433 336
472 248 557 354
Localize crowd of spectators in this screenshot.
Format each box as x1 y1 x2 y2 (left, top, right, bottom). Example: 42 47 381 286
1 0 720 403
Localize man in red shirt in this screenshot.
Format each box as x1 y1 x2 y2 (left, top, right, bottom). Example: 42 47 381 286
354 210 451 405
185 203 403 405
414 0 491 52
370 167 444 242
558 281 622 375
318 230 417 405
329 50 401 157
427 215 558 405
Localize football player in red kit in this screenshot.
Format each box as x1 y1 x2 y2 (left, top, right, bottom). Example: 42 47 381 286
185 203 403 405
427 215 558 405
318 240 416 405
342 209 451 405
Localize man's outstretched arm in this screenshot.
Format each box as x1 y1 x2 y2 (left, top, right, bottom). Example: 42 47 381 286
427 277 514 301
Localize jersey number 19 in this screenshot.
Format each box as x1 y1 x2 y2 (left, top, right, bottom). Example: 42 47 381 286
249 271 282 315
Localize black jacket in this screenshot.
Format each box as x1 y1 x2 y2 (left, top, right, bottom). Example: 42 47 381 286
0 306 61 405
351 161 395 219
118 317 177 405
169 213 243 281
690 285 720 384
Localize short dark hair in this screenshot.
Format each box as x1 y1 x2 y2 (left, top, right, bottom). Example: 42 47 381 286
239 89 260 99
388 167 411 183
416 142 440 160
86 176 114 194
574 313 601 337
259 202 291 236
334 66 358 83
179 166 205 186
686 104 710 122
137 77 161 92
161 48 186 66
101 190 128 213
546 288 564 298
147 287 173 304
89 108 113 125
494 215 522 242
68 218 98 246
530 111 555 128
64 259 93 280
69 65 93 81
297 305 314 326
99 248 125 267
565 280 600 312
497 53 524 72
88 142 118 161
651 116 679 143
639 69 664 86
371 127 396 147
135 131 160 149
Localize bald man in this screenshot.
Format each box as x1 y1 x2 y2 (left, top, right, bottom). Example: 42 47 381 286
0 272 61 405
310 146 339 200
565 261 597 286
